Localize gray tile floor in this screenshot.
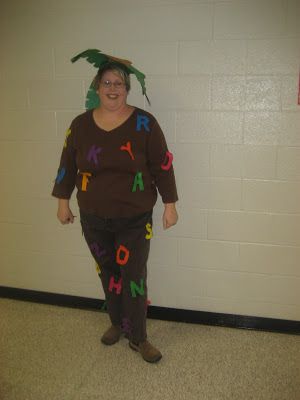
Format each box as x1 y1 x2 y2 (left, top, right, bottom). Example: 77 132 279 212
1 298 300 400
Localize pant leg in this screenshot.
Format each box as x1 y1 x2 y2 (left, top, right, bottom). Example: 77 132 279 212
80 211 122 327
114 210 153 343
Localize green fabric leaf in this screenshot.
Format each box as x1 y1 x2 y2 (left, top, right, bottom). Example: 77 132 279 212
71 49 108 68
127 65 146 95
85 83 100 109
71 49 150 109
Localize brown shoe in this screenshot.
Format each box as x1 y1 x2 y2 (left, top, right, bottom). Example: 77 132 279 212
101 325 121 345
129 340 162 363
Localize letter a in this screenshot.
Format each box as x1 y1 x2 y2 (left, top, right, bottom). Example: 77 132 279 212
132 172 144 192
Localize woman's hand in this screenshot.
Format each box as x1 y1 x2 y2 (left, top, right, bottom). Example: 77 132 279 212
162 203 178 230
57 199 75 225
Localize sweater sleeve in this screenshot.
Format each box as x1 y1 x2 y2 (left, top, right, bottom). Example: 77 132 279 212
147 120 178 204
51 121 78 200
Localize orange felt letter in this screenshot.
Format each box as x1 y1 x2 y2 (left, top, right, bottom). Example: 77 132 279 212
116 244 130 266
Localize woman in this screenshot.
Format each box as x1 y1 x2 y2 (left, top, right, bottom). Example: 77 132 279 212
52 56 178 363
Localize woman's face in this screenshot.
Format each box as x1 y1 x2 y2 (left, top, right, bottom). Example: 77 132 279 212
97 70 128 111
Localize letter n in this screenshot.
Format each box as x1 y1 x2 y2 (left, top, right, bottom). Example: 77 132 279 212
130 279 144 298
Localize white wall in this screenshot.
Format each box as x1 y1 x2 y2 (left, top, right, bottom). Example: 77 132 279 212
0 0 299 321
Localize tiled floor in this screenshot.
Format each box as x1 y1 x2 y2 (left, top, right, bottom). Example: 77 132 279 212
1 298 300 400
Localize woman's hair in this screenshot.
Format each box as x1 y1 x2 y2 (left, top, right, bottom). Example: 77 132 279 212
93 62 131 92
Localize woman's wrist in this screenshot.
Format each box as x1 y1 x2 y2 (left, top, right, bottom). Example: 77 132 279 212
58 198 70 208
164 202 176 208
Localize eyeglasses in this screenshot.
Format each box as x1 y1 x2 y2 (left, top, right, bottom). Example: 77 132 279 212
100 80 125 89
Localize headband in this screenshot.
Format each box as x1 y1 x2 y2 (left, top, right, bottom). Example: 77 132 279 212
71 49 150 109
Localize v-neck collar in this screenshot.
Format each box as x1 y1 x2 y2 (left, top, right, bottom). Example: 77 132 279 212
91 108 137 133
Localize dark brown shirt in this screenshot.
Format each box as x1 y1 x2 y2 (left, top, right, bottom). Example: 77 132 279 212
52 107 178 218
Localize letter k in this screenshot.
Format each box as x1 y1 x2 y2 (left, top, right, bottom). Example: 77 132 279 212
87 145 102 165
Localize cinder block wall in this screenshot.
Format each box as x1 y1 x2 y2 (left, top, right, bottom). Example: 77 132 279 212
0 0 299 321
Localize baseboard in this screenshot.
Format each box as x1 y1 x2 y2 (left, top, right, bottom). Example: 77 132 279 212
0 285 299 335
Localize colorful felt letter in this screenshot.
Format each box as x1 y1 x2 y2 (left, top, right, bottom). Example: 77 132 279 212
132 172 144 192
55 167 66 184
130 279 144 298
161 151 173 171
121 318 132 335
64 128 71 148
120 141 135 160
145 223 153 239
109 276 122 295
80 172 91 191
136 114 150 132
90 242 106 258
87 145 102 165
116 244 130 266
95 262 101 275
145 299 151 310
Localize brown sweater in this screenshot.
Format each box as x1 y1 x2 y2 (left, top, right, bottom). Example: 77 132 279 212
52 107 178 218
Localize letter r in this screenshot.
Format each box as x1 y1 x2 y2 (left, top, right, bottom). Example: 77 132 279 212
136 114 150 132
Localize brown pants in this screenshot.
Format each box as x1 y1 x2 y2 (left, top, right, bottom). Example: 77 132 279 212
80 209 153 343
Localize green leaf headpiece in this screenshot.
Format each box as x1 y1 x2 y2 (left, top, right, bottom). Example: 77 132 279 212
71 49 150 110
